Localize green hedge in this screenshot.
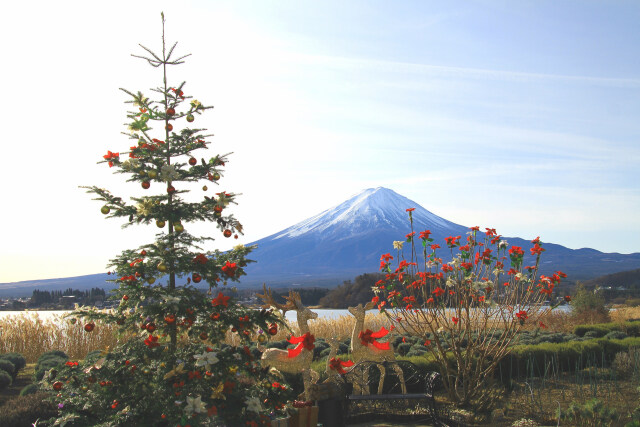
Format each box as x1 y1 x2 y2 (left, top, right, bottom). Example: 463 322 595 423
573 320 640 337
497 337 640 378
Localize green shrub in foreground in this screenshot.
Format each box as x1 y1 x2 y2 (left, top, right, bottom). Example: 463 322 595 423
0 352 27 371
0 393 58 427
19 383 40 396
573 320 640 337
498 337 640 378
0 359 16 378
36 350 68 364
0 369 12 390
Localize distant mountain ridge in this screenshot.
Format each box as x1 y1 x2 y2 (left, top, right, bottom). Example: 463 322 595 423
239 187 640 286
1 187 639 296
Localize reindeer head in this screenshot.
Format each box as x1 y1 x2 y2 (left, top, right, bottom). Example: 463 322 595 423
289 290 318 322
257 285 317 321
348 301 376 320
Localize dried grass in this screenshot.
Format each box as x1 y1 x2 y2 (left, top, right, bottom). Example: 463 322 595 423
0 312 121 363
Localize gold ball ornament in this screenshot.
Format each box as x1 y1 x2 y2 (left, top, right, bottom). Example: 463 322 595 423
212 172 221 181
148 170 157 179
147 277 156 285
156 220 165 228
157 263 167 272
186 114 194 123
174 223 184 233
202 185 208 191
101 206 110 215
257 334 267 344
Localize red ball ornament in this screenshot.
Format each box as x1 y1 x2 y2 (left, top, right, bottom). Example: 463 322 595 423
166 123 173 131
53 381 63 391
84 323 95 332
140 250 147 256
142 181 150 189
199 332 208 340
166 107 175 116
268 323 278 335
189 157 197 166
122 295 129 301
192 273 202 283
223 230 232 238
167 185 176 194
146 322 156 333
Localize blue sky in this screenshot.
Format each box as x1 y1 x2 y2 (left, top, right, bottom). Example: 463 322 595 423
0 0 638 282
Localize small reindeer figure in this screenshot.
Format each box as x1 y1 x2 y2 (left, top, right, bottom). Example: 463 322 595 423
348 301 406 395
257 285 319 400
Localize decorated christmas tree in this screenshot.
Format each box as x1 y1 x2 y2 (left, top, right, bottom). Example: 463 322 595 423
41 13 292 426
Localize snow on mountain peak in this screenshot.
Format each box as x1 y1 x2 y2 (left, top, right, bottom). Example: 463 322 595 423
273 187 461 240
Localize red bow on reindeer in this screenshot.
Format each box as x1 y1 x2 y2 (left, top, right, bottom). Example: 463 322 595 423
287 332 315 358
329 357 354 374
359 327 391 350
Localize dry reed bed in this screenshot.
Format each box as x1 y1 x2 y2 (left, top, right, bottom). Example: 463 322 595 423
3 307 637 363
0 312 121 362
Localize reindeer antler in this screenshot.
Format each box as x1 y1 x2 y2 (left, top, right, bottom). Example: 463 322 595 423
257 284 295 313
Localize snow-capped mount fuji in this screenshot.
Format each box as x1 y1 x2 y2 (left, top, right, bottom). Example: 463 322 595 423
273 187 463 240
240 187 467 285
239 187 640 287
2 187 638 297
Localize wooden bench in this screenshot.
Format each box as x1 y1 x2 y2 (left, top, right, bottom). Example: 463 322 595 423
335 359 441 425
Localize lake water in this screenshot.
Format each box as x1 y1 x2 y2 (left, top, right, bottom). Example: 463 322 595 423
0 306 571 323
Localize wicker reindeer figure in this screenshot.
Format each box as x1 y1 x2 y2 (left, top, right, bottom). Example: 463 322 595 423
257 285 319 400
348 301 406 395
324 336 355 383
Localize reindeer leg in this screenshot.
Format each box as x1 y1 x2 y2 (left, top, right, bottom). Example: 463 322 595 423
392 363 407 394
377 364 386 395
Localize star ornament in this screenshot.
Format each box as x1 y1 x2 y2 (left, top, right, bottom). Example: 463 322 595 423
210 382 226 400
163 362 186 380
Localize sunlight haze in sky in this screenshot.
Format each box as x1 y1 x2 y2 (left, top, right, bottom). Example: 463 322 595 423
1 0 639 282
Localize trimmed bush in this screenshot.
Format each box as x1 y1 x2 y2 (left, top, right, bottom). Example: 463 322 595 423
19 383 39 396
0 369 12 390
34 356 66 381
397 343 412 356
497 337 640 379
0 359 16 378
573 320 640 338
605 331 629 340
0 352 27 371
37 349 68 363
0 392 58 427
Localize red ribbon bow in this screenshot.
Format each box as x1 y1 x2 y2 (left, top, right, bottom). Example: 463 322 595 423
287 332 315 358
329 357 354 374
358 327 391 350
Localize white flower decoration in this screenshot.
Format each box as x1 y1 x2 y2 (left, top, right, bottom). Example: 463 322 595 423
498 240 509 249
245 396 263 413
392 241 404 250
185 395 206 415
233 353 242 360
161 164 179 182
121 159 140 171
164 296 181 305
194 351 219 368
